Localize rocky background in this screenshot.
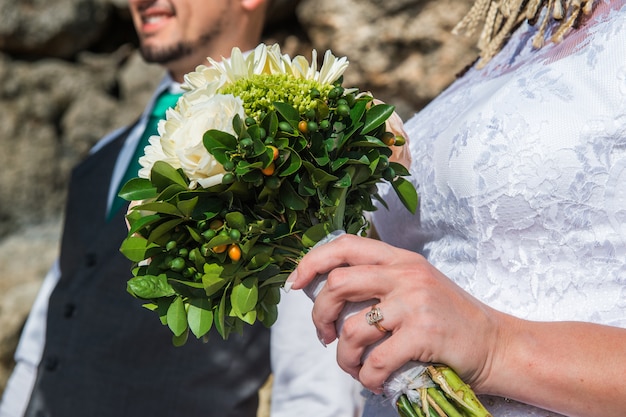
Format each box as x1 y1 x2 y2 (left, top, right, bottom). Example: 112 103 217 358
0 0 478 400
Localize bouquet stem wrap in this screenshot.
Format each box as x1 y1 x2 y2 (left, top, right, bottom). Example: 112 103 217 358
303 231 493 417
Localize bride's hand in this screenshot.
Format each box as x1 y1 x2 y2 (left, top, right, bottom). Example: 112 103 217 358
287 234 504 394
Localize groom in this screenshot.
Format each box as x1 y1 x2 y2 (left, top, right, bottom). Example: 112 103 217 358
0 1 362 416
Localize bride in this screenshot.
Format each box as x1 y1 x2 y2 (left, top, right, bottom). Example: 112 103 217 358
288 0 626 416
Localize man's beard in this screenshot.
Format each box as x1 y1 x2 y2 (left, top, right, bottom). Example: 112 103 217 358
140 41 193 64
139 25 222 64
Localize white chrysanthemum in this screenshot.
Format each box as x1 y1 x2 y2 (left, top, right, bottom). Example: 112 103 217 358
139 94 245 188
141 43 350 189
182 43 349 96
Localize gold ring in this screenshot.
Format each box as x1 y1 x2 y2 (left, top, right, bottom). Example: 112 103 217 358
373 321 389 333
365 305 389 332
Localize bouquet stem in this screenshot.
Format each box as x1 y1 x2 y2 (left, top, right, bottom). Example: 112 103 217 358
396 365 492 417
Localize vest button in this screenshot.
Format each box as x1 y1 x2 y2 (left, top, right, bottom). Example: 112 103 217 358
44 356 59 371
64 303 76 318
85 253 97 267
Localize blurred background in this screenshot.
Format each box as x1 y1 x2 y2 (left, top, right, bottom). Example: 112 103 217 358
0 0 478 397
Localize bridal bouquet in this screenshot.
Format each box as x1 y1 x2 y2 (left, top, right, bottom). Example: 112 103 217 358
119 43 489 417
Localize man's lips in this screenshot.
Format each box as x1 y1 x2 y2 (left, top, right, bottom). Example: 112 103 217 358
139 6 174 34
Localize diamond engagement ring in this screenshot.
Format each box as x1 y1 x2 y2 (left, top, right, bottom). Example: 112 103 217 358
365 305 389 332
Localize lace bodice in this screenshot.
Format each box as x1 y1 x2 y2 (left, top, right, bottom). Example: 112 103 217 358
370 2 626 415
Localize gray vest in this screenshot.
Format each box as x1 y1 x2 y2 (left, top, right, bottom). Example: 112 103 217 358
25 126 271 417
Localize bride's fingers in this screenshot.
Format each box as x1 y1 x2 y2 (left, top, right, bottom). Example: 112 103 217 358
311 265 401 342
356 330 421 393
334 305 393 369
287 234 418 291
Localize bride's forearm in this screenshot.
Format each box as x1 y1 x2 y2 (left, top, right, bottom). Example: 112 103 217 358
483 315 626 417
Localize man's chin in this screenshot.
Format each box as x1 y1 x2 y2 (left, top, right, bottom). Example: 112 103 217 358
140 43 191 64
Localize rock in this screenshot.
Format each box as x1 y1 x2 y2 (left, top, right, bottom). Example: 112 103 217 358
0 220 62 391
297 0 478 118
0 0 111 59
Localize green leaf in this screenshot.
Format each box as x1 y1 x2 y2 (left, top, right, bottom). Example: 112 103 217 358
389 161 410 177
335 172 352 188
330 157 349 172
260 273 290 287
169 279 207 299
260 303 278 327
215 289 228 339
187 298 213 338
236 160 264 176
127 213 161 236
206 234 236 249
155 298 171 325
273 101 299 123
203 129 237 153
232 114 246 136
350 135 387 147
349 98 368 125
147 218 185 243
157 183 188 202
225 211 246 231
166 296 188 337
127 274 175 298
261 110 279 138
137 201 183 217
279 181 307 211
231 277 258 316
362 104 395 135
297 173 316 197
302 223 333 247
186 225 203 243
151 161 188 190
120 236 158 262
202 264 228 296
303 161 338 187
278 149 302 177
239 310 257 325
177 196 198 218
172 328 189 347
392 177 419 214
118 177 157 201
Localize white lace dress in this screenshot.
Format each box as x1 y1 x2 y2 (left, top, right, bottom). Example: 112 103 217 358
369 1 626 415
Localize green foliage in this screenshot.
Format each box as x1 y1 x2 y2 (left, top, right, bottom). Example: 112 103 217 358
119 79 418 342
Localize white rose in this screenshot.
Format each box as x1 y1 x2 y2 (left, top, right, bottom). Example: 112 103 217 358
140 94 245 189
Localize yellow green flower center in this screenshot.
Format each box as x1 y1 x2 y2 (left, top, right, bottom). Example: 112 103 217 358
221 73 333 120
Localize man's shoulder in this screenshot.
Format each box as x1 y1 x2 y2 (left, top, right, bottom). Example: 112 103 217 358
88 122 138 155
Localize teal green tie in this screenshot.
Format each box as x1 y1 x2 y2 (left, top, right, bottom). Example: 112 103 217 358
108 90 181 220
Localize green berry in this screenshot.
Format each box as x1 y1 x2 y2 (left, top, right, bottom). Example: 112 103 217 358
229 229 241 241
222 173 235 185
170 257 185 272
278 121 293 132
383 166 396 181
337 104 350 118
223 160 235 171
240 138 253 148
202 229 216 241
